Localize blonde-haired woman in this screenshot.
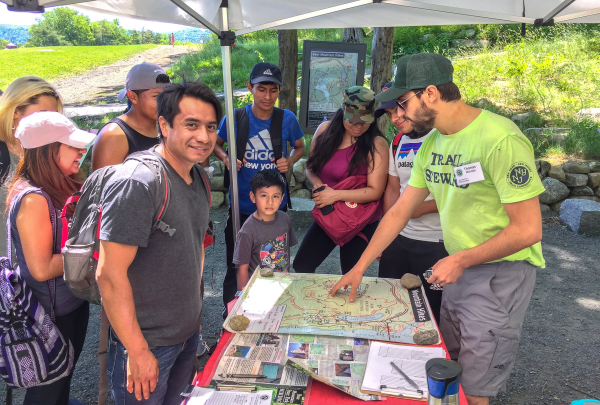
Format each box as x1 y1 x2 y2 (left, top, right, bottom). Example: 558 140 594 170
0 76 62 256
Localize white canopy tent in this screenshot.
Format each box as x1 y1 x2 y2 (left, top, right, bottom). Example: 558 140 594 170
4 0 600 235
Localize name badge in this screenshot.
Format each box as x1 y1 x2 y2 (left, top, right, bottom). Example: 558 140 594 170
454 162 485 185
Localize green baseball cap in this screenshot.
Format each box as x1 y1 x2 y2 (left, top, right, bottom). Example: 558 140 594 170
343 86 375 124
375 53 453 103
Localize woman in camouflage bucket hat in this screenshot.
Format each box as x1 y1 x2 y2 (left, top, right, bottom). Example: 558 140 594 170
293 86 389 275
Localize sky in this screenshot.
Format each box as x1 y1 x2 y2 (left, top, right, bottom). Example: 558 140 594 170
0 5 190 33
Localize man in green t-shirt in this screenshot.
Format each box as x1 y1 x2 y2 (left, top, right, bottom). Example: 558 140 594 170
330 53 545 404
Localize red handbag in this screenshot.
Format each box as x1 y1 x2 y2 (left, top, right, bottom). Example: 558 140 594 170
311 175 380 246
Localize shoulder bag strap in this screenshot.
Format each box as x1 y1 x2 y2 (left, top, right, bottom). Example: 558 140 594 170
235 107 250 162
269 108 292 209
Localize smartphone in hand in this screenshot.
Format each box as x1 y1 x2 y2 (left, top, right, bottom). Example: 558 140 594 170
312 186 335 215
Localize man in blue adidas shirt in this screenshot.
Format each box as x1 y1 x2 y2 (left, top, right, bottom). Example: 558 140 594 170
214 62 305 308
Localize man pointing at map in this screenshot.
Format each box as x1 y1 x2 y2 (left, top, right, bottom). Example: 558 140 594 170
330 53 545 405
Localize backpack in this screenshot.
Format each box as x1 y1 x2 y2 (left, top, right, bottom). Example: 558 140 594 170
311 175 380 246
223 106 292 208
61 150 211 305
391 132 404 161
0 188 74 389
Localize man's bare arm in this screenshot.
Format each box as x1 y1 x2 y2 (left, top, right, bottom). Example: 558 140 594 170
329 185 430 301
96 240 158 401
428 196 542 287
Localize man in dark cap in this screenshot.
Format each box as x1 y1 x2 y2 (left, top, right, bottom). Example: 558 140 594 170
331 53 545 405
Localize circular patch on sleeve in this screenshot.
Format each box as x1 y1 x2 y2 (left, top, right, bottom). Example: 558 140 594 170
506 162 533 188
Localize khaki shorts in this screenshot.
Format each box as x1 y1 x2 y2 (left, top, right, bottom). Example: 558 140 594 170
439 261 536 397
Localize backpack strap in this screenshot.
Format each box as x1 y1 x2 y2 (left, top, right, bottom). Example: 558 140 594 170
234 107 250 162
269 108 293 209
391 132 404 160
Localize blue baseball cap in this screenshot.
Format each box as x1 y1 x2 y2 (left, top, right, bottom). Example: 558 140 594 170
375 82 398 118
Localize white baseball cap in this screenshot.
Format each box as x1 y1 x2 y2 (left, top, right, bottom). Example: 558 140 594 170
15 112 96 149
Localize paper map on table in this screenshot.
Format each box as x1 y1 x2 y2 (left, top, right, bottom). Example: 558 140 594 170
224 272 439 344
285 334 379 401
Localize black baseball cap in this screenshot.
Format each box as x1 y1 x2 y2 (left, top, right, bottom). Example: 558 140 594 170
375 53 453 103
249 62 283 86
374 82 398 119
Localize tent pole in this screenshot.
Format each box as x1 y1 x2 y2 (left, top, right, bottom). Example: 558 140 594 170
220 3 241 237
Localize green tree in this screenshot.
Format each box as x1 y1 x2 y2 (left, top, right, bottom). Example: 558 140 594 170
27 7 94 47
91 19 130 45
0 38 8 49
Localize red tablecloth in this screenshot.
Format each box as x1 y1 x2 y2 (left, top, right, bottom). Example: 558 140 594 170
192 330 467 404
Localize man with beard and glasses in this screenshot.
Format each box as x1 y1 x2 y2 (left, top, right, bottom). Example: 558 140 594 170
330 53 545 405
375 82 447 323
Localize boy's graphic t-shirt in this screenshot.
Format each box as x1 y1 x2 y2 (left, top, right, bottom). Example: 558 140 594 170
233 211 298 274
388 129 443 243
408 110 545 268
217 105 305 215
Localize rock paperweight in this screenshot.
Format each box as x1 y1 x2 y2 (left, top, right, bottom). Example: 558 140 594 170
413 329 439 345
400 273 422 289
229 315 250 331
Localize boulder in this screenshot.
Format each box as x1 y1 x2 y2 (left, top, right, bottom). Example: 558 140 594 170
465 28 476 38
570 196 600 202
475 98 493 109
293 158 307 183
291 189 312 199
210 159 224 176
547 166 566 182
588 173 600 188
562 162 591 174
589 162 600 173
539 160 551 178
539 177 570 204
576 108 600 122
511 112 532 122
210 175 228 192
596 187 600 198
304 178 314 191
210 191 225 208
559 199 600 235
549 201 564 212
570 186 594 197
540 204 551 214
422 34 433 41
289 173 296 188
293 181 304 191
534 160 541 172
564 173 589 187
452 39 481 48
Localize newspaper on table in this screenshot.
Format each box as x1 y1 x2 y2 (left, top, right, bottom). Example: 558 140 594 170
211 333 308 405
284 334 380 401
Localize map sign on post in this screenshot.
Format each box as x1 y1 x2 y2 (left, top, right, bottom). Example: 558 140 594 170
299 41 367 134
224 272 439 345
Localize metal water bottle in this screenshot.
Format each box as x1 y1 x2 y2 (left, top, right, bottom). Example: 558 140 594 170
426 358 462 405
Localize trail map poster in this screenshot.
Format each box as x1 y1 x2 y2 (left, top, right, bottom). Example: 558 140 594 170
299 41 367 134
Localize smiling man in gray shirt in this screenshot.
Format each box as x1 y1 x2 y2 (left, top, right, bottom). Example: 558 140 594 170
96 82 220 405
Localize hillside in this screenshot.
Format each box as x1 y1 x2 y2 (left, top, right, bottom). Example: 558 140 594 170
0 24 29 44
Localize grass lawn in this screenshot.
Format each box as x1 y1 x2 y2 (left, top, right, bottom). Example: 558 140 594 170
0 44 156 89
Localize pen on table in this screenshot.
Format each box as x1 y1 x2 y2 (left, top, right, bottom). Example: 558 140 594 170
220 373 267 379
217 383 257 392
380 386 422 398
389 361 423 394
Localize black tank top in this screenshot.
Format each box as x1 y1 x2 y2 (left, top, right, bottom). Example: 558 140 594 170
110 118 160 155
0 141 11 185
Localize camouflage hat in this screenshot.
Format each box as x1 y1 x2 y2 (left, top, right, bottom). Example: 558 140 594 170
343 86 375 124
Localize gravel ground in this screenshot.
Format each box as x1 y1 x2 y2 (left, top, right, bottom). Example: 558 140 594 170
1 209 598 404
51 45 194 106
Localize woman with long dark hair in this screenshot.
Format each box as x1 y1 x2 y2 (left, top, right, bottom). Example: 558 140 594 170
7 111 93 405
293 86 388 274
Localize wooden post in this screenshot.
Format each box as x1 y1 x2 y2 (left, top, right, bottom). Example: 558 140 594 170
342 28 366 43
370 27 395 137
278 30 298 115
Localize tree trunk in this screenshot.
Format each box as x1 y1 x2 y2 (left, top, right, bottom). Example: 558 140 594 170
342 28 366 43
278 30 298 115
370 27 395 136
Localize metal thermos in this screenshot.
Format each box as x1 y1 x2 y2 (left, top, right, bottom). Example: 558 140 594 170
426 358 462 405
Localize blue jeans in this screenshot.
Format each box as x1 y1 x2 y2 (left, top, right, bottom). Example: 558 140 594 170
108 329 198 405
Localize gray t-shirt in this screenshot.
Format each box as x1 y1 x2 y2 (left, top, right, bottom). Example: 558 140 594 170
233 211 297 274
99 155 209 347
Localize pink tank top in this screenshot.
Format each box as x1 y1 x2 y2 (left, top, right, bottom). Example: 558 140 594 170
317 144 381 223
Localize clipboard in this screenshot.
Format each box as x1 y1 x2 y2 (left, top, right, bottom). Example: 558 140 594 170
359 340 445 401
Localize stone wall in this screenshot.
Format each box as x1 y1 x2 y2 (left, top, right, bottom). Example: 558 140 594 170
537 160 600 213
207 157 314 208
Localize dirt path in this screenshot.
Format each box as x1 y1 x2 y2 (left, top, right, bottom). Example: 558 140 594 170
51 45 193 106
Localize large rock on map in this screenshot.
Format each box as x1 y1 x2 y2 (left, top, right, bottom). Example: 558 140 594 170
293 158 308 183
539 178 570 204
560 199 600 235
564 173 589 187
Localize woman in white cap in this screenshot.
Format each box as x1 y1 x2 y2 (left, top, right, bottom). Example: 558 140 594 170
6 111 94 405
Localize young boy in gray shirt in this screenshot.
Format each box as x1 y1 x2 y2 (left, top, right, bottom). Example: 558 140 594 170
233 170 298 290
